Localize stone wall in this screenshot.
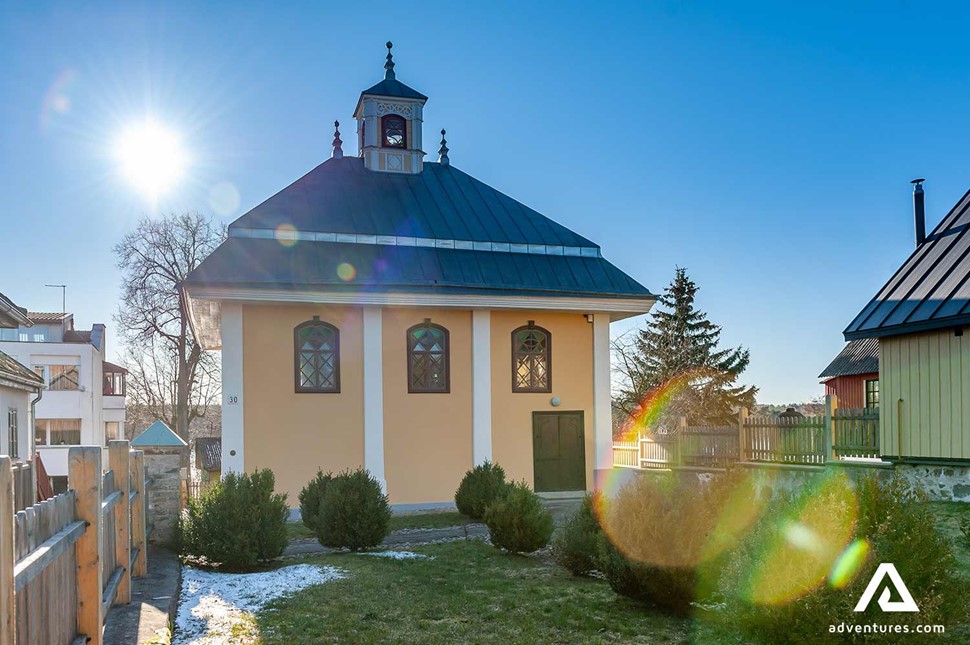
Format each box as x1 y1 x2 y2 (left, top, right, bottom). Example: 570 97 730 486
143 446 185 545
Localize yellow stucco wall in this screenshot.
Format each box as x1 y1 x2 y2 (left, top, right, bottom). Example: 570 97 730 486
243 304 365 503
382 308 472 504
490 311 595 490
881 329 970 460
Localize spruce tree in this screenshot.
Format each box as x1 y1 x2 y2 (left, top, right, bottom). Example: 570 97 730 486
615 268 756 429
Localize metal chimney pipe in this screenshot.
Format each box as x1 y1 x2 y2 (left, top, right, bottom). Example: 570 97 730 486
912 178 926 247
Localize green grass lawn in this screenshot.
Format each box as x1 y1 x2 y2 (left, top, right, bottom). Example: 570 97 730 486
929 501 970 577
257 540 695 644
287 511 472 542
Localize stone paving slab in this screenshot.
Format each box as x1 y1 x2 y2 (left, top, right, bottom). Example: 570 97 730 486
103 547 181 645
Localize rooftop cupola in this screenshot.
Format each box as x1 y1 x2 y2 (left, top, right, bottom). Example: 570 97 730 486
354 41 429 174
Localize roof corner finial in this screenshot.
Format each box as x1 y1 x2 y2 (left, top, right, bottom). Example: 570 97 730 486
332 120 343 159
438 128 450 165
384 41 396 80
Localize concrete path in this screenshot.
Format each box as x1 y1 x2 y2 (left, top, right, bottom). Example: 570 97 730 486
103 547 181 645
283 498 583 557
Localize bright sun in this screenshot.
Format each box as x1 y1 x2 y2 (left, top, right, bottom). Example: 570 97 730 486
115 119 187 199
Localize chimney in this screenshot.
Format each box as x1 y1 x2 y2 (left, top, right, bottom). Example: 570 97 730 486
912 178 926 247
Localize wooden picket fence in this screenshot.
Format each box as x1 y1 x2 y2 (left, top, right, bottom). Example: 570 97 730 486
614 395 882 469
1 441 147 645
11 460 34 513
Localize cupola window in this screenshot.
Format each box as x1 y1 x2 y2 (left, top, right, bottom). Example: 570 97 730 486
381 114 407 149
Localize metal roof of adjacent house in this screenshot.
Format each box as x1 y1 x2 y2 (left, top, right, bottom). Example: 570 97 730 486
185 158 651 300
819 338 880 380
0 350 44 390
845 188 970 339
132 420 188 447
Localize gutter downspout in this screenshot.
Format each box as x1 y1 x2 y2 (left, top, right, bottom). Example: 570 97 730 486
30 386 42 503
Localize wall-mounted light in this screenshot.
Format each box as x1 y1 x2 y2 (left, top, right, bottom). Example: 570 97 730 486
550 396 561 407
956 328 964 337
584 314 593 324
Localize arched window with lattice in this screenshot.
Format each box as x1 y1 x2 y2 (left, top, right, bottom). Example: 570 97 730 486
294 317 340 393
407 319 449 393
512 322 551 393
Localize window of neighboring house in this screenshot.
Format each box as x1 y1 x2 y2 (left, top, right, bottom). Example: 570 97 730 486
104 371 125 396
512 322 552 393
49 365 80 391
28 326 48 342
105 422 120 443
0 328 17 341
39 419 82 445
407 320 449 393
865 379 879 409
35 423 46 446
294 317 340 393
7 408 18 459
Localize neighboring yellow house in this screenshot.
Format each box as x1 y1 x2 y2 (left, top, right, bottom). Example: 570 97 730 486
183 44 655 507
844 179 970 464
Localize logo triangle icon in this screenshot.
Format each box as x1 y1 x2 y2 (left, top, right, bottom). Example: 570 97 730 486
853 563 919 613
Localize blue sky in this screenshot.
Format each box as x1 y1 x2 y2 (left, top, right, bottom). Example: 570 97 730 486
2 1 969 402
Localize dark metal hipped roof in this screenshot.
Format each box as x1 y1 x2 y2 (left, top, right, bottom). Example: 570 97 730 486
184 238 650 299
360 78 427 101
845 187 970 339
229 158 598 249
819 338 880 380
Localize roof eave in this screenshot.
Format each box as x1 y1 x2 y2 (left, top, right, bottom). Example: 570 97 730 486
844 313 970 341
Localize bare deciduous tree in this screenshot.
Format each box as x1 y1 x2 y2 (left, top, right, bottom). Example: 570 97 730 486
115 211 224 443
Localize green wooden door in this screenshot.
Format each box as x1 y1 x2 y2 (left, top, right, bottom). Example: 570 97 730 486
533 412 586 492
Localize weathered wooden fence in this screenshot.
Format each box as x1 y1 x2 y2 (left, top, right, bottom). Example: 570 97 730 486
11 460 34 513
614 395 881 469
1 441 147 645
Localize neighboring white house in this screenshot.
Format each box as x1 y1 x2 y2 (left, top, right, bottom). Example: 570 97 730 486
0 310 127 488
0 293 44 464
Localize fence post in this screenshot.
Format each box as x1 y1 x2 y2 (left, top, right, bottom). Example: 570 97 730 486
70 446 103 645
1 457 15 645
738 408 749 462
824 394 838 462
108 441 131 604
676 417 687 467
130 450 147 578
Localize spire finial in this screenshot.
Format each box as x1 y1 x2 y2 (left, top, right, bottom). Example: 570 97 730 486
332 120 343 159
438 128 450 166
384 41 396 80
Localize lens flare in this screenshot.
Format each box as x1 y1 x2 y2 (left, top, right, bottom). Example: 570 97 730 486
115 119 187 200
275 224 298 247
829 538 870 589
742 471 858 605
337 262 356 281
209 181 241 216
40 69 78 132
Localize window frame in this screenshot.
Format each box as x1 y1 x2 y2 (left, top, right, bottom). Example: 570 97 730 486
864 378 879 410
294 317 341 394
407 320 450 394
7 408 18 459
380 114 407 149
511 322 553 393
48 364 80 391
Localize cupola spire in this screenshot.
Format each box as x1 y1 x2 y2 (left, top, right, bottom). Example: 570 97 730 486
438 129 449 165
332 120 343 158
384 41 395 80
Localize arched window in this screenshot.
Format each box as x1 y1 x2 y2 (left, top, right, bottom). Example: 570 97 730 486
381 114 407 149
512 322 551 393
407 319 449 393
294 317 340 393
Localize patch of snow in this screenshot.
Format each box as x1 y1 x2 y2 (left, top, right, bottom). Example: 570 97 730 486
173 563 344 644
357 550 433 560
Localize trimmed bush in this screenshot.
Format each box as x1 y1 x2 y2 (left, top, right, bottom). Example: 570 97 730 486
179 469 289 570
455 460 508 520
299 470 334 534
717 473 963 643
594 471 756 614
484 481 554 554
552 493 602 575
316 468 391 551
